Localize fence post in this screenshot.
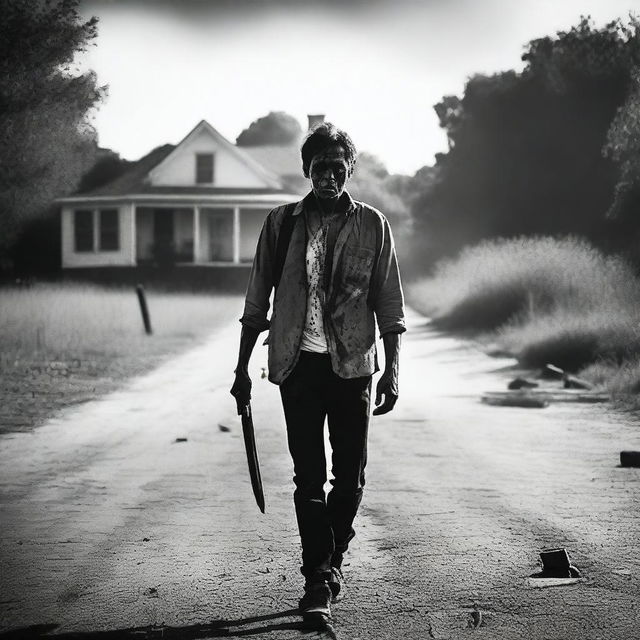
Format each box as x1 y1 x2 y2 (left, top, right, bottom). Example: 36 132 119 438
136 284 153 335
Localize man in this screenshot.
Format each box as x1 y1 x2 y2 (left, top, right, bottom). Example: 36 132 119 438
230 123 405 623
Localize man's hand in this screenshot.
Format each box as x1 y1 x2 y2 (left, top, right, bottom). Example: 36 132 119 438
373 332 401 416
231 325 260 414
373 369 398 415
230 368 252 415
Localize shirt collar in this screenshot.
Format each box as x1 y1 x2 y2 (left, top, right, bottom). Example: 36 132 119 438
292 190 356 217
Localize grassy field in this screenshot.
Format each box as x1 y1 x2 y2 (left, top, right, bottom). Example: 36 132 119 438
0 283 244 433
407 236 640 406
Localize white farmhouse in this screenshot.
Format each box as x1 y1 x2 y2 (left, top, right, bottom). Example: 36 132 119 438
57 120 305 271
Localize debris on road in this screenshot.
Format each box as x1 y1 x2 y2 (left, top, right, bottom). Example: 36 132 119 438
219 423 231 432
541 363 565 380
482 393 549 408
467 610 483 629
508 377 539 390
483 390 608 406
174 437 188 443
529 548 584 587
620 451 640 468
563 375 593 390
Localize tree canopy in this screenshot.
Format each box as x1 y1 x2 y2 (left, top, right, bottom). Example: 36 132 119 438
236 111 303 146
410 17 640 269
0 0 104 259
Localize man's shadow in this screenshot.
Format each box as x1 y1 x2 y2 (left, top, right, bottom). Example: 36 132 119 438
0 609 338 640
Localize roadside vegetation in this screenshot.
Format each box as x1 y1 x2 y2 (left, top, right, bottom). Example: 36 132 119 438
0 283 243 433
407 237 640 407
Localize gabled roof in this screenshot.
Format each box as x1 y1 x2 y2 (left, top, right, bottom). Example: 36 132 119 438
148 120 284 190
74 120 294 199
78 144 175 197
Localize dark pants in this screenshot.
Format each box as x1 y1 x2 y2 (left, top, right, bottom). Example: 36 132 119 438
280 351 372 582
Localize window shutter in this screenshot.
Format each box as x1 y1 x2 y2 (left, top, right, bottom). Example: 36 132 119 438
74 210 94 252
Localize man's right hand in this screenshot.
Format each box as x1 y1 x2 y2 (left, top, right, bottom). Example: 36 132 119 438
230 368 252 415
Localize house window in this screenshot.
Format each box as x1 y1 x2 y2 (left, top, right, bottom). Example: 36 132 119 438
73 208 120 252
99 209 119 251
74 210 94 252
196 153 214 184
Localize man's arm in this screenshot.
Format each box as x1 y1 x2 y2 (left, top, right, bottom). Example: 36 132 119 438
371 214 406 416
230 209 277 414
373 331 401 415
230 325 260 414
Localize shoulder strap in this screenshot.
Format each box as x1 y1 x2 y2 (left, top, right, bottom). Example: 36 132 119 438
273 202 297 291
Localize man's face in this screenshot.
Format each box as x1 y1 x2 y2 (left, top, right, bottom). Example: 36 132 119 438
309 145 350 201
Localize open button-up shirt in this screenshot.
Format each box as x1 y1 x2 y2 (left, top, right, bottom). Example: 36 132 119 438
240 191 406 384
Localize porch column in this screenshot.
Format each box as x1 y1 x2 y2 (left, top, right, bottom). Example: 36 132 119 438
129 203 137 266
233 206 240 264
193 205 201 263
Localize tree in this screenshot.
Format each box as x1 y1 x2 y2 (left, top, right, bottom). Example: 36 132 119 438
410 17 640 270
77 149 132 193
236 111 303 146
0 0 104 261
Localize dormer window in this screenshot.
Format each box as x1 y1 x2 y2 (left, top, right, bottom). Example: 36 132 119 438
196 153 214 184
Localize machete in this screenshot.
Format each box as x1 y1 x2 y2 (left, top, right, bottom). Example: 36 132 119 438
241 402 265 513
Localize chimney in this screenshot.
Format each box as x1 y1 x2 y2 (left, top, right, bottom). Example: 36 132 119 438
307 114 325 130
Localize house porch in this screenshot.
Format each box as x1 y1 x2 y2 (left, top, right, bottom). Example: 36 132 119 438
61 200 274 268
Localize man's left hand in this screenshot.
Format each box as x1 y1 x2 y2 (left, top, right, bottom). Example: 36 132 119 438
373 370 398 415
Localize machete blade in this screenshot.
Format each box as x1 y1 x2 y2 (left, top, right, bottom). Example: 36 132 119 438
241 402 265 513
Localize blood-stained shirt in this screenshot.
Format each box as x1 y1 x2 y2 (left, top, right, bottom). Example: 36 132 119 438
300 214 329 353
240 191 406 384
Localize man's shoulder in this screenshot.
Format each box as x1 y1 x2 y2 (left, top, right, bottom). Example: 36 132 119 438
268 199 303 224
352 199 387 226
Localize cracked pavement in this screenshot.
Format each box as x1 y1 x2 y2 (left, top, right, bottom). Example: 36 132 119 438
1 309 639 639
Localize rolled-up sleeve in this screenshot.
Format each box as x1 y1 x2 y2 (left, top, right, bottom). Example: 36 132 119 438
373 216 406 336
239 208 277 332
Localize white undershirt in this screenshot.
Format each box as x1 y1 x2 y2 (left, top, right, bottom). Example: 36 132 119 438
300 223 328 353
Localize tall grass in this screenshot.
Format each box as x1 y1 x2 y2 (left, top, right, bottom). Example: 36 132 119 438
407 237 640 376
0 283 243 360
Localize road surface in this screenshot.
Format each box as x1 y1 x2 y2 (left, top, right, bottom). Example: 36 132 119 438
1 310 639 639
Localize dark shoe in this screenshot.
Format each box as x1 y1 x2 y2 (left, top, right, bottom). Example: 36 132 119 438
298 581 332 622
328 566 344 602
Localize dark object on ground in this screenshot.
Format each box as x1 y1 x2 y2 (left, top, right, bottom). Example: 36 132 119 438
241 403 265 513
508 377 539 390
481 393 548 408
136 284 153 335
468 610 483 629
530 548 581 578
563 374 593 390
174 437 188 443
620 451 640 467
484 390 607 405
541 363 564 380
218 423 231 432
486 346 514 358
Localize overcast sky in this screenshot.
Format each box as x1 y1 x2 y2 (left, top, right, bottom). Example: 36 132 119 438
79 0 639 175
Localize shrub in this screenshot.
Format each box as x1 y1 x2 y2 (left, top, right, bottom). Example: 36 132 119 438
499 308 640 371
407 236 640 330
406 236 640 372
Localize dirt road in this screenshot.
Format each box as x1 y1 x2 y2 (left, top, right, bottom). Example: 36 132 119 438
1 310 639 639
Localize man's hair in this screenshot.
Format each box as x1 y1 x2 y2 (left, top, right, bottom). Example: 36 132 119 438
301 122 357 178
